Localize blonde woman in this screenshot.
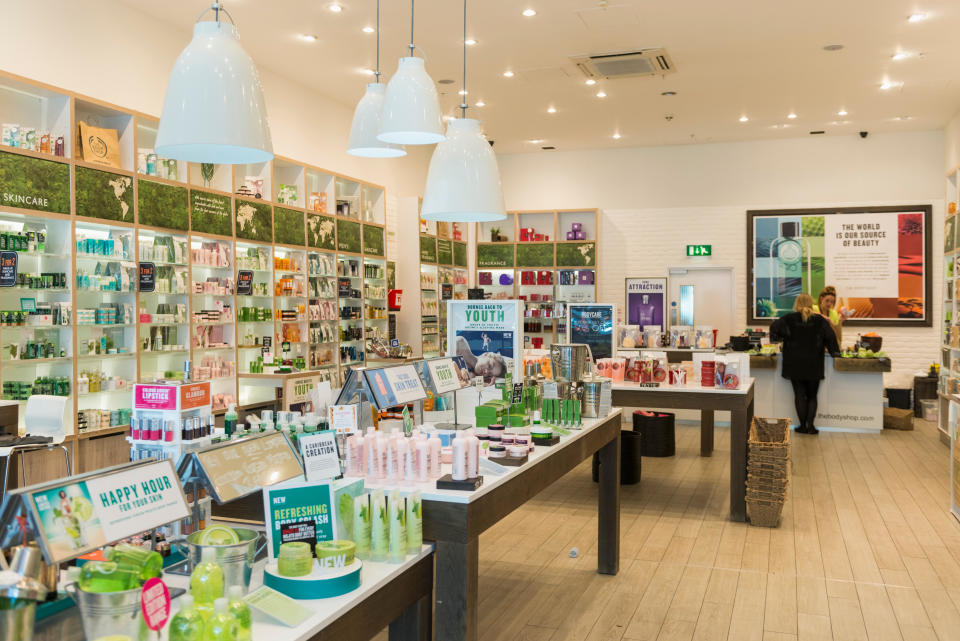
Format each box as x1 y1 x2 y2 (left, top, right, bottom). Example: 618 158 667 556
813 285 843 344
769 293 840 434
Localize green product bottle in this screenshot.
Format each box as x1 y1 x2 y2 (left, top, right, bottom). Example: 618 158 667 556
105 543 163 581
224 403 238 437
190 548 225 618
202 597 239 641
78 561 140 593
227 585 252 641
169 594 205 641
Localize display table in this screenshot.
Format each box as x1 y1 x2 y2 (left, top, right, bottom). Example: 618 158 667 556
752 355 887 432
415 409 623 641
33 546 435 641
618 347 714 364
611 381 755 522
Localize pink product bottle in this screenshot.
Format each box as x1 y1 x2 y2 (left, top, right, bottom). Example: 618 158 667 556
365 428 377 478
452 432 468 481
428 433 442 478
466 430 479 479
374 432 388 479
403 440 416 483
415 436 429 482
353 431 366 476
386 437 399 481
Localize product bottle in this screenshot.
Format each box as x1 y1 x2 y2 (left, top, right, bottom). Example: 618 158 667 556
428 433 442 478
387 493 407 563
405 491 423 554
224 404 238 438
352 431 364 476
401 438 415 483
415 436 429 482
104 542 163 581
466 429 479 479
353 494 372 560
169 594 205 641
201 597 239 641
190 548 225 619
227 585 252 641
365 428 378 478
78 560 140 593
375 432 388 479
769 221 812 309
452 432 467 481
370 490 388 562
386 434 399 481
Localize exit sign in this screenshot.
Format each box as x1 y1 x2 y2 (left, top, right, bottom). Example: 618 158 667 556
686 244 712 257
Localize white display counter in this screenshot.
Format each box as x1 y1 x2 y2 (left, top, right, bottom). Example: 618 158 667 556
752 354 885 432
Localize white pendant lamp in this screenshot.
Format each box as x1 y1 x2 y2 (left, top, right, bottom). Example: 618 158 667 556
377 0 445 145
155 3 273 164
421 0 506 222
347 0 406 158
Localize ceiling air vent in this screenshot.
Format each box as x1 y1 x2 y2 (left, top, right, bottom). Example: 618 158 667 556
571 48 674 80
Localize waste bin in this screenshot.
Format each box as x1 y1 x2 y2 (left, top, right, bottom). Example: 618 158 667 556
592 430 642 485
633 410 675 457
885 388 912 410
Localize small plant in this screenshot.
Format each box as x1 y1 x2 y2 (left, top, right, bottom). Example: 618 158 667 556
490 227 500 242
200 163 215 187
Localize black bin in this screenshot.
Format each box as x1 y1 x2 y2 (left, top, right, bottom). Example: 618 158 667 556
633 410 675 457
885 388 912 410
592 430 642 485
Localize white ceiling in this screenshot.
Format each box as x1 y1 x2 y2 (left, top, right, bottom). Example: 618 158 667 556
121 0 960 154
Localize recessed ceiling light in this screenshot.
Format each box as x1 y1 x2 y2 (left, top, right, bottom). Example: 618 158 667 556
503 70 515 78
739 116 749 123
529 138 544 144
297 34 318 42
328 3 343 12
458 90 468 95
585 79 597 86
522 8 537 17
596 90 607 98
547 106 557 114
612 133 621 140
831 120 850 125
894 115 913 121
661 90 677 96
837 109 848 116
787 112 798 119
475 100 485 107
880 79 903 90
465 38 477 46
823 44 844 51
891 51 911 61
770 124 791 129
362 26 375 33
908 12 927 22
360 68 375 76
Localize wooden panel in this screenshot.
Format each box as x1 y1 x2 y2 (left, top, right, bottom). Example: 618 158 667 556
76 432 128 472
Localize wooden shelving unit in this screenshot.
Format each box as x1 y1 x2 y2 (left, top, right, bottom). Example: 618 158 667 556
419 219 468 357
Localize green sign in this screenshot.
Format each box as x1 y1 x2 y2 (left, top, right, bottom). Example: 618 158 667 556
387 261 396 289
263 481 335 558
337 219 362 254
75 166 134 222
420 235 437 263
235 198 273 242
454 242 468 267
274 207 305 246
0 151 70 214
555 242 595 267
138 179 188 231
686 244 712 257
516 242 554 267
190 190 232 237
947 216 957 253
436 238 453 265
477 243 515 268
307 213 336 250
362 224 385 257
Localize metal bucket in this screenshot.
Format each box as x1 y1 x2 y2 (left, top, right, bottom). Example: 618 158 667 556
551 343 593 382
184 528 262 593
581 377 610 418
0 602 36 641
66 583 143 641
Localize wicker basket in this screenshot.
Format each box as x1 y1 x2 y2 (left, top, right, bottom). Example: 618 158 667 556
747 497 784 527
747 474 789 493
751 417 791 443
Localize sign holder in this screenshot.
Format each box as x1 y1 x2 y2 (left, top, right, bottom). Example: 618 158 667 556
415 356 471 430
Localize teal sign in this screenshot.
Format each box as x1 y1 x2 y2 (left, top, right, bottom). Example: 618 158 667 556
686 244 712 257
264 481 335 558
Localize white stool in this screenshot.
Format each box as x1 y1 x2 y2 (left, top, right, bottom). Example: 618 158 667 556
1 396 72 498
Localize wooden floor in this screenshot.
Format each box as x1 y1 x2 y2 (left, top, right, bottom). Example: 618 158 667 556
466 419 960 641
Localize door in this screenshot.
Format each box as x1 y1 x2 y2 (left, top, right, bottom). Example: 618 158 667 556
668 267 736 342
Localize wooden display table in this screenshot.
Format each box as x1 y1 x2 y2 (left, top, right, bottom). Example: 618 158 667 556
611 381 755 522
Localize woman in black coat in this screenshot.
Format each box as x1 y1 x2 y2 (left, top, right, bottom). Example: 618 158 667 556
769 293 840 434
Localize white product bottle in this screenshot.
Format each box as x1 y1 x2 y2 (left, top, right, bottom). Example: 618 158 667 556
386 434 399 481
353 431 365 476
344 432 356 475
452 432 468 481
466 429 479 479
403 438 416 483
374 431 388 479
415 436 429 482
365 428 377 478
428 433 442 478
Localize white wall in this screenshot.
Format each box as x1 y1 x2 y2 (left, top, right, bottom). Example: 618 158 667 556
497 131 946 382
0 0 429 210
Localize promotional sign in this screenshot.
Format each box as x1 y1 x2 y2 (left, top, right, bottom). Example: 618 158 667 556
138 262 155 293
0 251 17 287
329 404 359 434
567 303 616 360
299 430 341 482
425 356 470 395
447 300 522 386
263 480 336 559
134 384 178 411
748 206 932 324
195 432 303 504
364 364 428 409
441 283 453 300
27 460 189 563
141 578 171 632
284 375 320 413
245 586 314 627
236 270 254 296
179 382 211 410
624 278 667 330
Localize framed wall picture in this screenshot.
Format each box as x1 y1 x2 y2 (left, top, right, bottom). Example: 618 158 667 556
624 278 667 331
747 206 932 326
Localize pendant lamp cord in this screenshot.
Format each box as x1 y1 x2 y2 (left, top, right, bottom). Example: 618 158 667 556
409 0 416 56
460 0 468 117
375 0 381 82
200 2 234 26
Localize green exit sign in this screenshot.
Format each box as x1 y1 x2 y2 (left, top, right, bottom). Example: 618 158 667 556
686 244 712 257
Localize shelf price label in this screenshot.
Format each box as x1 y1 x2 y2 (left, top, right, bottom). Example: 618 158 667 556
138 262 156 293
0 251 17 287
236 269 254 296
